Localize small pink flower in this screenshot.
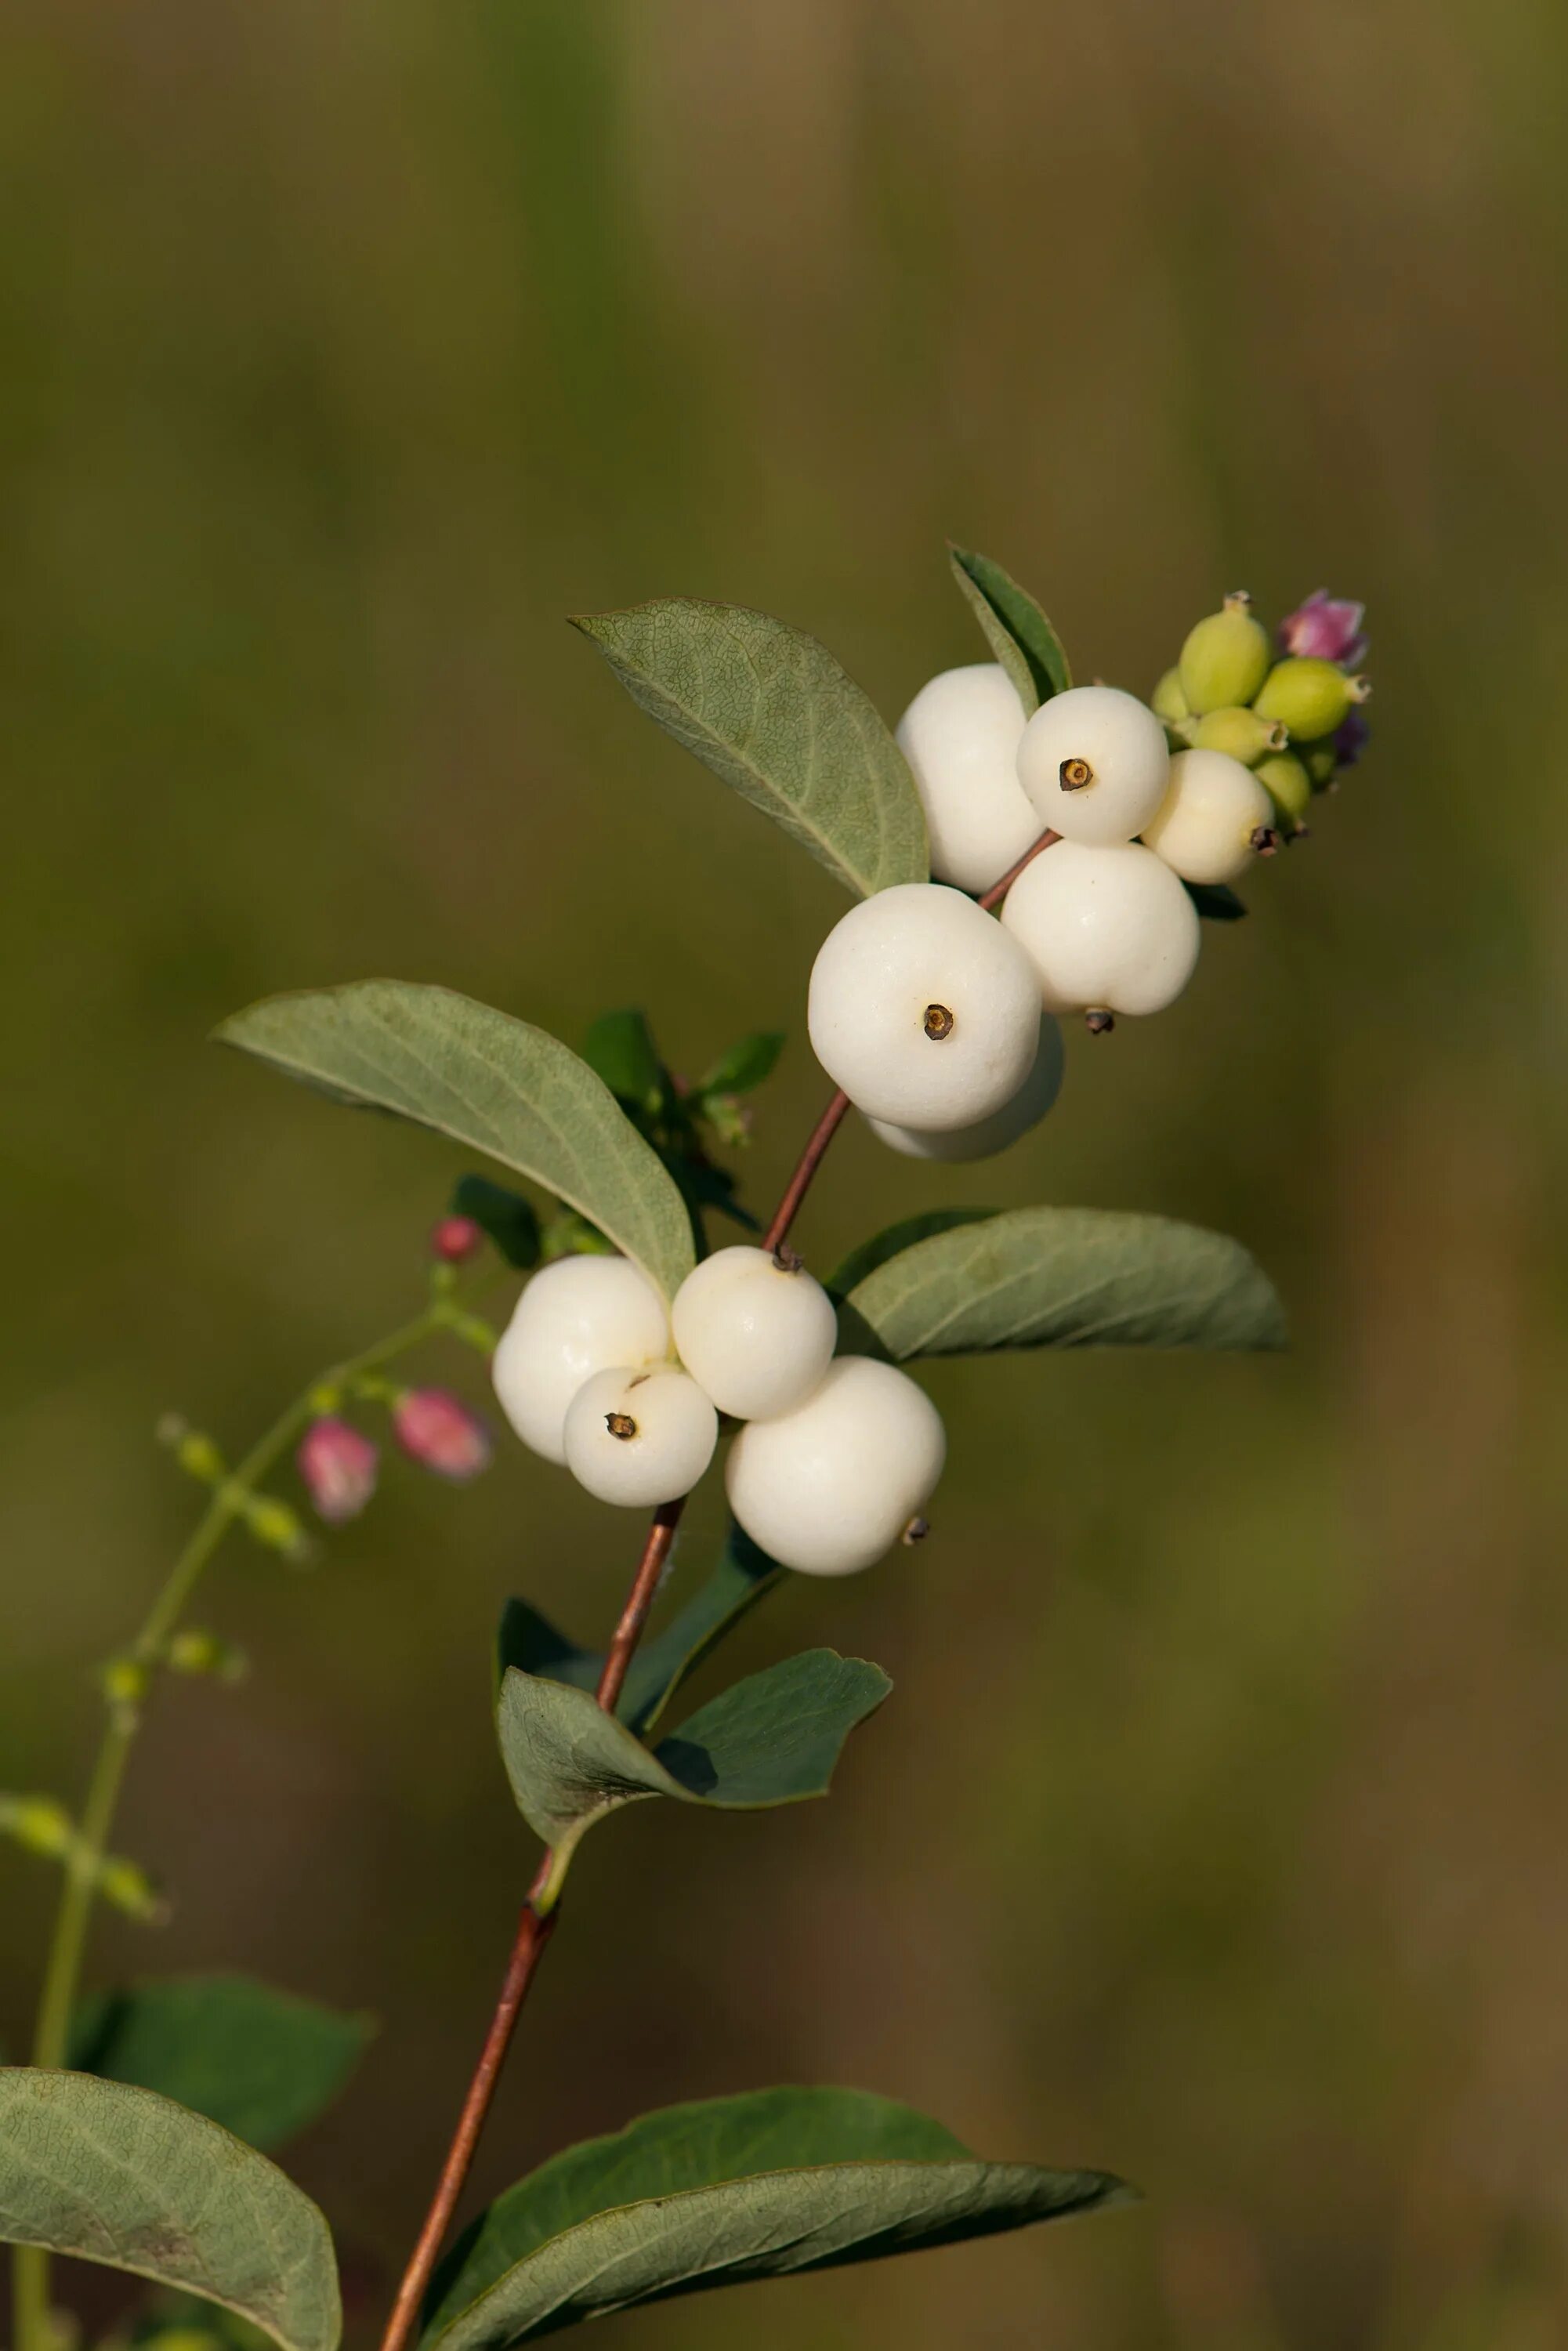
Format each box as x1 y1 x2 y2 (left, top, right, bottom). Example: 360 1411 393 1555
393 1388 491 1481
298 1417 379 1524
1279 590 1367 668
430 1215 484 1263
1333 708 1370 767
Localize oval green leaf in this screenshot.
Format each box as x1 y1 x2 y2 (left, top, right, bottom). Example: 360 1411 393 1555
214 981 694 1301
571 599 929 898
844 1204 1286 1359
420 2085 1127 2347
0 2070 340 2351
71 1975 374 2154
948 545 1072 710
497 1648 889 1872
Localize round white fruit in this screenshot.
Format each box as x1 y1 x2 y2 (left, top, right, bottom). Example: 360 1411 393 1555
671 1244 838 1422
1000 840 1200 1017
491 1255 671 1465
893 663 1041 894
563 1363 718 1507
867 1015 1065 1160
725 1355 946 1576
1142 747 1276 886
806 882 1040 1129
1015 684 1171 846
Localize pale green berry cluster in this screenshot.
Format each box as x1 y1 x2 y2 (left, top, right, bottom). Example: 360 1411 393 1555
491 1249 944 1576
1153 589 1372 840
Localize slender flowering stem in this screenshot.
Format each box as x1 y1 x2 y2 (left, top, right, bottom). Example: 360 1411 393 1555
376 835 1064 2351
13 1291 480 2351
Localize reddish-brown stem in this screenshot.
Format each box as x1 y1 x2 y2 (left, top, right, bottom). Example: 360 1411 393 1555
978 825 1059 912
762 1088 849 1255
378 835 1053 2351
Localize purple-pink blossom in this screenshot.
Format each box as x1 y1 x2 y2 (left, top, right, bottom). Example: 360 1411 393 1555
297 1416 379 1524
1279 590 1367 668
430 1215 484 1264
393 1388 492 1482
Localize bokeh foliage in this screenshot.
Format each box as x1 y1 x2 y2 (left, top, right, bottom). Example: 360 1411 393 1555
3 2 1566 2345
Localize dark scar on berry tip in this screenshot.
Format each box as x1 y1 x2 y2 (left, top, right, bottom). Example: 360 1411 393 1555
605 1412 638 1440
901 1516 932 1546
772 1243 803 1273
1250 825 1282 857
922 1003 955 1041
1085 1009 1115 1036
1059 757 1094 791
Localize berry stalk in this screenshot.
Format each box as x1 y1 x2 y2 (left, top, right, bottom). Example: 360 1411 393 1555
376 828 1064 2351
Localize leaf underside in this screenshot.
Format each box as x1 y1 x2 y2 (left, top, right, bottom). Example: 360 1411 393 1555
421 2085 1128 2347
496 1650 890 1860
948 546 1072 710
843 1204 1286 1360
571 598 929 899
0 2070 341 2351
214 980 694 1302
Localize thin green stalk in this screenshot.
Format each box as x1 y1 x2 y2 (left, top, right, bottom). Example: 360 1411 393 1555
13 1292 469 2351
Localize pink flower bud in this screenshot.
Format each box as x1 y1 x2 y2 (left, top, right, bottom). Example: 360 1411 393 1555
431 1215 484 1264
298 1416 379 1524
1333 708 1370 767
393 1388 491 1481
1279 590 1367 668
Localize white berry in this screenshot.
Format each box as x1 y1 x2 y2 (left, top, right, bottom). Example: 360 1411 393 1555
1015 685 1171 846
671 1244 838 1421
1001 840 1200 1017
1142 747 1276 885
563 1364 718 1507
867 1015 1065 1160
893 664 1040 894
807 882 1040 1129
726 1356 946 1575
491 1255 670 1465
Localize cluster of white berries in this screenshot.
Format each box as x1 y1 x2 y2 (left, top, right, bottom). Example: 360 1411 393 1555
491 1249 944 1576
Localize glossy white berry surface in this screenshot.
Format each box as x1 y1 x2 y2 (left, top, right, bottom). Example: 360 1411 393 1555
563 1363 718 1507
806 882 1040 1129
867 1015 1065 1160
1015 685 1171 846
893 663 1040 894
1143 747 1275 886
1001 840 1200 1017
671 1244 838 1422
725 1355 946 1576
491 1255 671 1465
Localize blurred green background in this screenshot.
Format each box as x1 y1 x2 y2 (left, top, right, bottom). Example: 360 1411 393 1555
3 2 1566 2345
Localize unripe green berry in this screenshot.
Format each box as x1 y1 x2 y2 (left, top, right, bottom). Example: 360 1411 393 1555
1302 740 1340 788
245 1494 307 1556
1190 706 1288 766
168 1628 248 1682
1254 656 1370 742
176 1430 224 1483
1151 666 1189 723
1255 752 1313 833
1177 592 1271 714
100 1657 150 1712
98 1856 161 1920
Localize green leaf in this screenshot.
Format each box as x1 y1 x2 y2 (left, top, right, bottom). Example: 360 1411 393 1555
450 1177 542 1271
844 1204 1286 1359
496 1650 889 1869
498 1527 784 1738
1183 879 1248 922
215 982 694 1302
0 2070 340 2351
826 1206 1000 1302
420 2085 1126 2346
571 599 928 899
579 1011 664 1112
71 1976 374 2154
697 1031 785 1099
948 545 1072 710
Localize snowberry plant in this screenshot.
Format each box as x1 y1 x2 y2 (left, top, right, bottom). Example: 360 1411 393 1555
1 549 1371 2351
